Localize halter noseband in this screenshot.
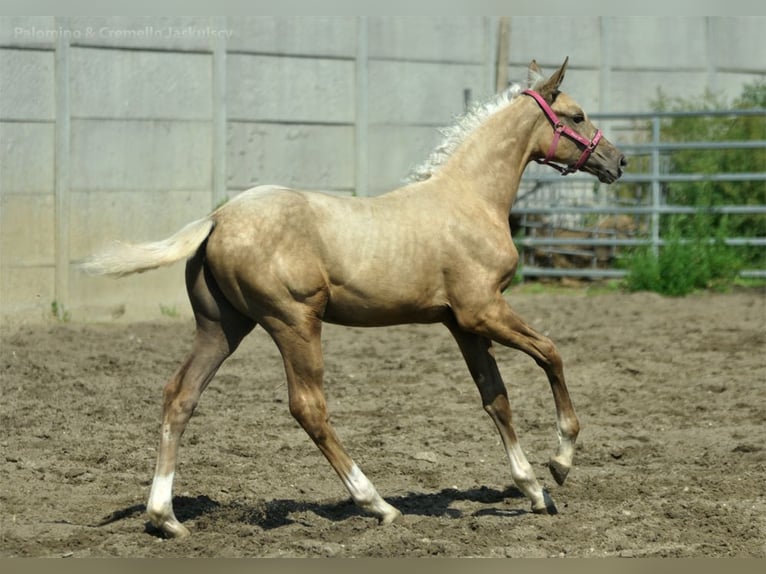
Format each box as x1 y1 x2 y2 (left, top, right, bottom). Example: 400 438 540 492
522 89 602 176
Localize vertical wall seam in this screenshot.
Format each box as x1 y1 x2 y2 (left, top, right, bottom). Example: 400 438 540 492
484 16 498 96
599 16 611 115
705 17 717 94
212 16 228 208
54 16 71 310
354 16 369 197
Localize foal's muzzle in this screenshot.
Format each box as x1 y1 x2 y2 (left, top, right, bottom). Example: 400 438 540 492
591 153 627 184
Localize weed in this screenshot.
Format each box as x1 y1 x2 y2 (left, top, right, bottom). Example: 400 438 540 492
50 300 71 322
159 304 180 318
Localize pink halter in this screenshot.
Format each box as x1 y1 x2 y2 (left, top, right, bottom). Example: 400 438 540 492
522 89 603 175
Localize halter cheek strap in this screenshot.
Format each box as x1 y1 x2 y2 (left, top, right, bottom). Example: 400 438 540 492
522 89 602 176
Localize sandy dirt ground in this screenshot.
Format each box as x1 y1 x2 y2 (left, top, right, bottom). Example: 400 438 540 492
1 287 764 558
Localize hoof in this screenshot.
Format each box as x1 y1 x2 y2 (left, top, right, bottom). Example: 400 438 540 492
378 507 403 526
532 490 559 515
548 459 570 486
151 518 191 539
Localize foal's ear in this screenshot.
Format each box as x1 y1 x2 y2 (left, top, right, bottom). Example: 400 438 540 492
538 57 569 99
527 59 545 89
550 57 569 89
529 56 569 104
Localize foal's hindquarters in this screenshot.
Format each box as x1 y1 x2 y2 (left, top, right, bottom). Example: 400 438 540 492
146 241 404 538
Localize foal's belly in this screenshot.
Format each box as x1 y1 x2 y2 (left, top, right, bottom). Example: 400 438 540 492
322 304 449 327
323 284 449 327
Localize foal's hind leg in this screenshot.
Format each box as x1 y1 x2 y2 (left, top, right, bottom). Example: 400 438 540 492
446 321 557 514
264 312 401 524
455 293 580 487
146 257 254 538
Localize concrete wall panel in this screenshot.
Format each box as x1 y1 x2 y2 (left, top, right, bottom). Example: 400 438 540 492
0 49 55 120
69 190 211 259
368 125 441 194
70 47 212 120
508 17 602 69
0 16 57 48
710 17 766 72
0 122 55 193
0 266 55 318
610 70 711 113
609 18 708 70
227 122 354 191
0 194 54 265
227 54 355 123
369 60 485 125
368 17 486 63
227 17 356 57
70 119 212 192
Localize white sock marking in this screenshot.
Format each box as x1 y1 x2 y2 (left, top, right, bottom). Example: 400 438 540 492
341 463 399 520
147 471 174 516
343 464 378 504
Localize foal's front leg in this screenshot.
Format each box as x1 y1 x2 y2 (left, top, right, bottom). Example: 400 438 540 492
454 293 580 486
446 321 557 514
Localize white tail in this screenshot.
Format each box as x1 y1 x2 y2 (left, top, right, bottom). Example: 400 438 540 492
79 217 214 278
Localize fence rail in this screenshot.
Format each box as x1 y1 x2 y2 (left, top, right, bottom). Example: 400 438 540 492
514 108 766 280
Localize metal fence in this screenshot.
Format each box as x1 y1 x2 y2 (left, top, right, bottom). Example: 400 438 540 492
513 108 766 280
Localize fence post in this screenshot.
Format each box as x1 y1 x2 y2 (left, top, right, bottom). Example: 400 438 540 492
650 115 661 257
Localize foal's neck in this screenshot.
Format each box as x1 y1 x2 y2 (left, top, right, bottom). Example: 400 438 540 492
436 98 537 215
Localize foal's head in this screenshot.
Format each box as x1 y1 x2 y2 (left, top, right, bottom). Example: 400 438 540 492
524 58 626 183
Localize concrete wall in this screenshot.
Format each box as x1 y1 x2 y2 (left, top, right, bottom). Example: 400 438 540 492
1 16 764 321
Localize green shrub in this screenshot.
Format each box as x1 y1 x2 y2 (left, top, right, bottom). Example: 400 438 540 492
620 213 744 296
652 80 766 268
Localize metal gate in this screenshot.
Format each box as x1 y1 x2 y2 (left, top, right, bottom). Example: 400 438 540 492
513 108 766 280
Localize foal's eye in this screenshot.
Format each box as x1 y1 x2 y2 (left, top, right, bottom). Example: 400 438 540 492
572 113 585 124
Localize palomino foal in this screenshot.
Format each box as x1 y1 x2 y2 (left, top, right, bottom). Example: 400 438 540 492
83 58 625 538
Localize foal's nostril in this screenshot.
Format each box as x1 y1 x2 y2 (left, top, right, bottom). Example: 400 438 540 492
620 155 627 167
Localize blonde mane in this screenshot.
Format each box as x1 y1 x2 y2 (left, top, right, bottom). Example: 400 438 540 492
407 83 524 183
